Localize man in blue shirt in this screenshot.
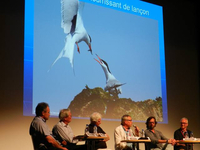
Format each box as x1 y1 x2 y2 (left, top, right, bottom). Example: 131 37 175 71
53 108 86 150
29 102 67 150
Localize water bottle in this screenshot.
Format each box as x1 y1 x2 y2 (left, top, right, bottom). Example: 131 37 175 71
85 124 89 136
142 129 145 138
184 132 189 139
93 125 97 136
190 132 194 139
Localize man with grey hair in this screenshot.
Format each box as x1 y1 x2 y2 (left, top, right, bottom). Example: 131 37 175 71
114 114 139 150
87 112 110 150
174 117 193 150
53 109 86 150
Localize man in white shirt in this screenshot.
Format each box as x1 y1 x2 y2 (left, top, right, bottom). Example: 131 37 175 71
114 115 139 150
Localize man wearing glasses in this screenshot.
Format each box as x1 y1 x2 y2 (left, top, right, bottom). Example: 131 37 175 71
174 117 193 150
145 116 176 150
114 114 139 150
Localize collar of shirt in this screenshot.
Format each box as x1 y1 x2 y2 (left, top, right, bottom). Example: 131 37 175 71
151 130 155 133
148 129 155 133
38 116 46 122
181 130 188 137
60 121 69 127
122 125 130 132
180 128 187 132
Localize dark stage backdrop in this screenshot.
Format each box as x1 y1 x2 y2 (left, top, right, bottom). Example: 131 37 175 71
1 0 199 149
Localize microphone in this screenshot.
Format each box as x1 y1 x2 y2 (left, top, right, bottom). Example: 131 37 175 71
133 124 137 128
133 124 142 134
133 124 146 138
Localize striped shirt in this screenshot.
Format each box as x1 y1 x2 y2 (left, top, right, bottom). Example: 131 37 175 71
53 121 78 143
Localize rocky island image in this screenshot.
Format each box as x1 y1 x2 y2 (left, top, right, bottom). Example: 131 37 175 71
69 85 163 122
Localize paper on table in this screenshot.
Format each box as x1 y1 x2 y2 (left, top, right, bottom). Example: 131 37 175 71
183 138 197 141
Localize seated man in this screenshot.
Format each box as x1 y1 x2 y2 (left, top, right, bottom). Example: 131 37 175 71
52 109 86 150
86 112 110 150
114 114 139 150
145 116 176 150
29 102 67 150
174 117 193 150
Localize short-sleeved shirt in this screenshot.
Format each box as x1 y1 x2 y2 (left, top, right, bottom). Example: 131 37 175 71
145 129 168 149
53 121 78 143
29 116 53 148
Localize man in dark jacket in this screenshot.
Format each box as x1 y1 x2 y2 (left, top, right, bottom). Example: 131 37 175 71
174 117 193 150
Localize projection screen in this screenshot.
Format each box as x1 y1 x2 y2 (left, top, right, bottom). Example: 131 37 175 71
23 0 167 123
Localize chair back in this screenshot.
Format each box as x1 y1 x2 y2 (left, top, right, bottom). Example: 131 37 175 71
31 135 48 150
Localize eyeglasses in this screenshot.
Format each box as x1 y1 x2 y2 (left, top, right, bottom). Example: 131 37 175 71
126 120 132 122
181 122 188 124
149 122 155 124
